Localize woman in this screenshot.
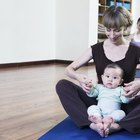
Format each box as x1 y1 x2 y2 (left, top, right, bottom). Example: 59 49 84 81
56 6 140 137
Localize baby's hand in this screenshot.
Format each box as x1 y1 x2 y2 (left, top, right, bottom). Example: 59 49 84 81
86 79 93 91
86 80 93 88
77 74 93 92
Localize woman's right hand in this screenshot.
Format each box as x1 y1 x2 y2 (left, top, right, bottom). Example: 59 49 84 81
123 80 140 98
76 74 93 93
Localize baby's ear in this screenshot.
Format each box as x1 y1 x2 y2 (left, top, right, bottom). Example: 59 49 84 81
101 74 104 80
120 79 124 85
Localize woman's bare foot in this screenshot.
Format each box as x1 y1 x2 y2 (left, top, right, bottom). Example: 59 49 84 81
90 122 105 137
88 115 102 124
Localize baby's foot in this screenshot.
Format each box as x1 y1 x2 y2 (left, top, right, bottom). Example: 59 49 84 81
90 122 104 137
103 116 114 137
88 115 102 123
104 122 122 137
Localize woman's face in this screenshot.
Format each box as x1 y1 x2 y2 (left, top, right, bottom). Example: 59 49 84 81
105 27 124 44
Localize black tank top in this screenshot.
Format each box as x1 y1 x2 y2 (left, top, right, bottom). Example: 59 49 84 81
91 42 140 84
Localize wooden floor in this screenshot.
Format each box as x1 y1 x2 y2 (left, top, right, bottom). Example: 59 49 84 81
0 63 96 140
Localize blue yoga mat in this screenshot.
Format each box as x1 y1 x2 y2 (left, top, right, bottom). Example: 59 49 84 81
38 117 140 140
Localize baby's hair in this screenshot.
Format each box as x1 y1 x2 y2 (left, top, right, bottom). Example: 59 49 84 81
105 63 124 78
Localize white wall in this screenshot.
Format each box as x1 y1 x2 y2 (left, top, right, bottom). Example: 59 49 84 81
131 0 140 33
55 0 98 61
89 0 98 46
0 0 98 63
55 0 88 60
0 0 139 64
0 0 55 64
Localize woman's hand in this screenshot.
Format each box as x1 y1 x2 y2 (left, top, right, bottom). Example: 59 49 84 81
76 74 93 93
123 80 140 98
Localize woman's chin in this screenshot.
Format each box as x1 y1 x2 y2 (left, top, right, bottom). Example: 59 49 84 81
110 39 118 44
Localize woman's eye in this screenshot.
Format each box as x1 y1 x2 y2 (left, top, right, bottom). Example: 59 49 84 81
114 30 121 32
106 29 111 32
106 28 121 32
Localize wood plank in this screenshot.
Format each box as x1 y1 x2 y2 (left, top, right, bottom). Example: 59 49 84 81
0 64 96 140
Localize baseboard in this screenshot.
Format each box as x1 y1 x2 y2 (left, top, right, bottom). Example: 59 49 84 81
0 59 95 69
0 60 73 69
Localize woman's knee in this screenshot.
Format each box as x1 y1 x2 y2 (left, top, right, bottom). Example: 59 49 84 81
56 79 70 94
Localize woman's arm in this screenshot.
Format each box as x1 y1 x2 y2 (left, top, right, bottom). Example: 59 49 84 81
65 47 93 92
65 48 92 79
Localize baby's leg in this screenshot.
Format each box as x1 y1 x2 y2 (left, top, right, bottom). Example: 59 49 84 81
110 110 126 122
103 109 125 129
87 105 102 123
103 110 125 136
88 115 102 123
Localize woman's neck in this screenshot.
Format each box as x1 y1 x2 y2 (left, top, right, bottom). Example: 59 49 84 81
103 38 130 62
107 37 127 46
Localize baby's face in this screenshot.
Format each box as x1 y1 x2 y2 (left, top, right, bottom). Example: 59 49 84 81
102 68 122 89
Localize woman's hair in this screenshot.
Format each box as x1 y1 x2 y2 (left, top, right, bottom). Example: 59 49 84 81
137 17 140 24
102 6 133 29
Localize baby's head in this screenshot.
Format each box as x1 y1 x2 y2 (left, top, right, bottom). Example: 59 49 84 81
101 64 124 89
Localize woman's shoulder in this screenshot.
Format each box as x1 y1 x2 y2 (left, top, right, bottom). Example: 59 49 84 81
128 42 140 57
130 41 140 49
90 42 105 58
91 42 104 50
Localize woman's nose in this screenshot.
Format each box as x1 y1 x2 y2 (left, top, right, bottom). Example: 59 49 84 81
109 31 115 38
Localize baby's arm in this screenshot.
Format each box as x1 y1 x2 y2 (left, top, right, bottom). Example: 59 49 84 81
86 84 99 97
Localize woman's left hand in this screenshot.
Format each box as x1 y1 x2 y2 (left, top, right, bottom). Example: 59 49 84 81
123 80 140 98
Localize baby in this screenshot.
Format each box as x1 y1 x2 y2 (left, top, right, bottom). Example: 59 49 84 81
87 63 130 136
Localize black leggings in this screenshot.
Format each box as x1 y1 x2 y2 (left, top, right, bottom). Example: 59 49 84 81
56 79 140 133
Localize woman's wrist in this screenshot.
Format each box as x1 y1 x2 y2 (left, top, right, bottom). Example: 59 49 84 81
75 73 82 81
